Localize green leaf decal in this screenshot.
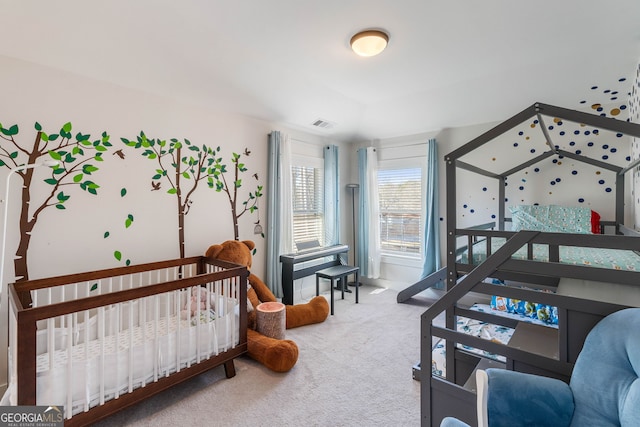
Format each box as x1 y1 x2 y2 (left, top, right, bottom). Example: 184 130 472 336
125 214 133 228
44 178 58 185
73 174 83 183
126 259 131 266
104 231 110 238
62 122 72 133
167 188 177 194
35 122 42 131
90 283 98 292
114 251 122 261
120 188 127 197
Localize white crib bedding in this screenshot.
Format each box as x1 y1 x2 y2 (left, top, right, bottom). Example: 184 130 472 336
5 293 240 416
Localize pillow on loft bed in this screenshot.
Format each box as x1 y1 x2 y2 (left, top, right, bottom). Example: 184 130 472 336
510 205 599 234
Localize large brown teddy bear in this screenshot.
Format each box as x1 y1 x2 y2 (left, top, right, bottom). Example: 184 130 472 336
205 240 329 372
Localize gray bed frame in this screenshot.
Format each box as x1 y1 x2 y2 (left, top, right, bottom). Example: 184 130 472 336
403 103 640 426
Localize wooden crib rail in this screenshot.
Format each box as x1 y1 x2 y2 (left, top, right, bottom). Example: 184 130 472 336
7 256 248 424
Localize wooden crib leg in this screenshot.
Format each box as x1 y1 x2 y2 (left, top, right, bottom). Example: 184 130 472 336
224 360 237 378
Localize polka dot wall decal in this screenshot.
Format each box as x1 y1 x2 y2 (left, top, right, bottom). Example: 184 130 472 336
592 103 601 109
482 187 487 191
602 155 609 160
534 168 540 172
550 181 556 185
596 171 601 175
591 86 598 90
569 141 576 146
611 108 621 116
588 142 594 147
603 144 609 149
599 179 605 184
606 188 612 192
610 148 617 153
576 150 582 154
530 149 536 153
578 198 584 203
572 170 578 175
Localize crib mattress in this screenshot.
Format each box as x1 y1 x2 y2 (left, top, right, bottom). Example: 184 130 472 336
6 302 239 416
459 238 640 271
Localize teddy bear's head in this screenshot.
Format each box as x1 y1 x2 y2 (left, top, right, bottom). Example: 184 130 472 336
205 240 255 270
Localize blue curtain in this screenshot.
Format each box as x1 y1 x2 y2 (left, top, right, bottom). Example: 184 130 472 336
266 131 293 298
420 138 441 280
357 149 367 273
357 147 380 278
323 145 343 261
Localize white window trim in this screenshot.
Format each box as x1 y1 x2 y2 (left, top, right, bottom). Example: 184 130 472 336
377 155 427 265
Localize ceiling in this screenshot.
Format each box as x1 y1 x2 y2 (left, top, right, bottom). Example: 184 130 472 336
1 1 640 142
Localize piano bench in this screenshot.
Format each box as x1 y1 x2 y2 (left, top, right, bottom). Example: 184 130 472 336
315 265 359 315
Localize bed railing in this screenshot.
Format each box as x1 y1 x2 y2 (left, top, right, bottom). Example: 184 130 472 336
420 230 640 426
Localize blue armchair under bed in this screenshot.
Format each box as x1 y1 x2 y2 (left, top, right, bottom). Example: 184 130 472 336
441 308 640 427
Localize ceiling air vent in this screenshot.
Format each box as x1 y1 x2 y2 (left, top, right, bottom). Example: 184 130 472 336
311 118 334 129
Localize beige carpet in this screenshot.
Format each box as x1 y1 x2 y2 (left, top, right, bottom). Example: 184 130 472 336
92 285 434 427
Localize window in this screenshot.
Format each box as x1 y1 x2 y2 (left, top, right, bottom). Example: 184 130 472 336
291 161 324 248
377 161 424 256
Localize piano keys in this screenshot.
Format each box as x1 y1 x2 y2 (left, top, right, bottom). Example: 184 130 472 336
279 244 349 305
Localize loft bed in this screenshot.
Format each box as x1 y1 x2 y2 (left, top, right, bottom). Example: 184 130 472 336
407 102 640 426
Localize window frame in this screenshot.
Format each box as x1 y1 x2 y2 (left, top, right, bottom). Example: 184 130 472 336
377 154 427 263
291 153 325 250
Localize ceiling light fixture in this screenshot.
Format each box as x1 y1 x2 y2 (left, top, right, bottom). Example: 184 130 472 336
350 30 389 57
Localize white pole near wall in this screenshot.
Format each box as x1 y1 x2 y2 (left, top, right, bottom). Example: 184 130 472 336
0 160 59 394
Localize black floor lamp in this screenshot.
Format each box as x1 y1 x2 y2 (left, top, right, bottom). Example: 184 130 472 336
346 183 360 287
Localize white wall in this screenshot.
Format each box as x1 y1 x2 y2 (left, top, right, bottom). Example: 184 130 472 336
0 55 340 391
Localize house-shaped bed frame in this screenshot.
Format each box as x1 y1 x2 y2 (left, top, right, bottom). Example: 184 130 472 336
401 103 640 426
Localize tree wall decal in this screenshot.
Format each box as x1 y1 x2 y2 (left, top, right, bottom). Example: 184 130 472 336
210 149 263 241
121 132 221 258
122 132 263 256
0 121 113 304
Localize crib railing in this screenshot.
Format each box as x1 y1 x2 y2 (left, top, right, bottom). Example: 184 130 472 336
7 256 247 424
